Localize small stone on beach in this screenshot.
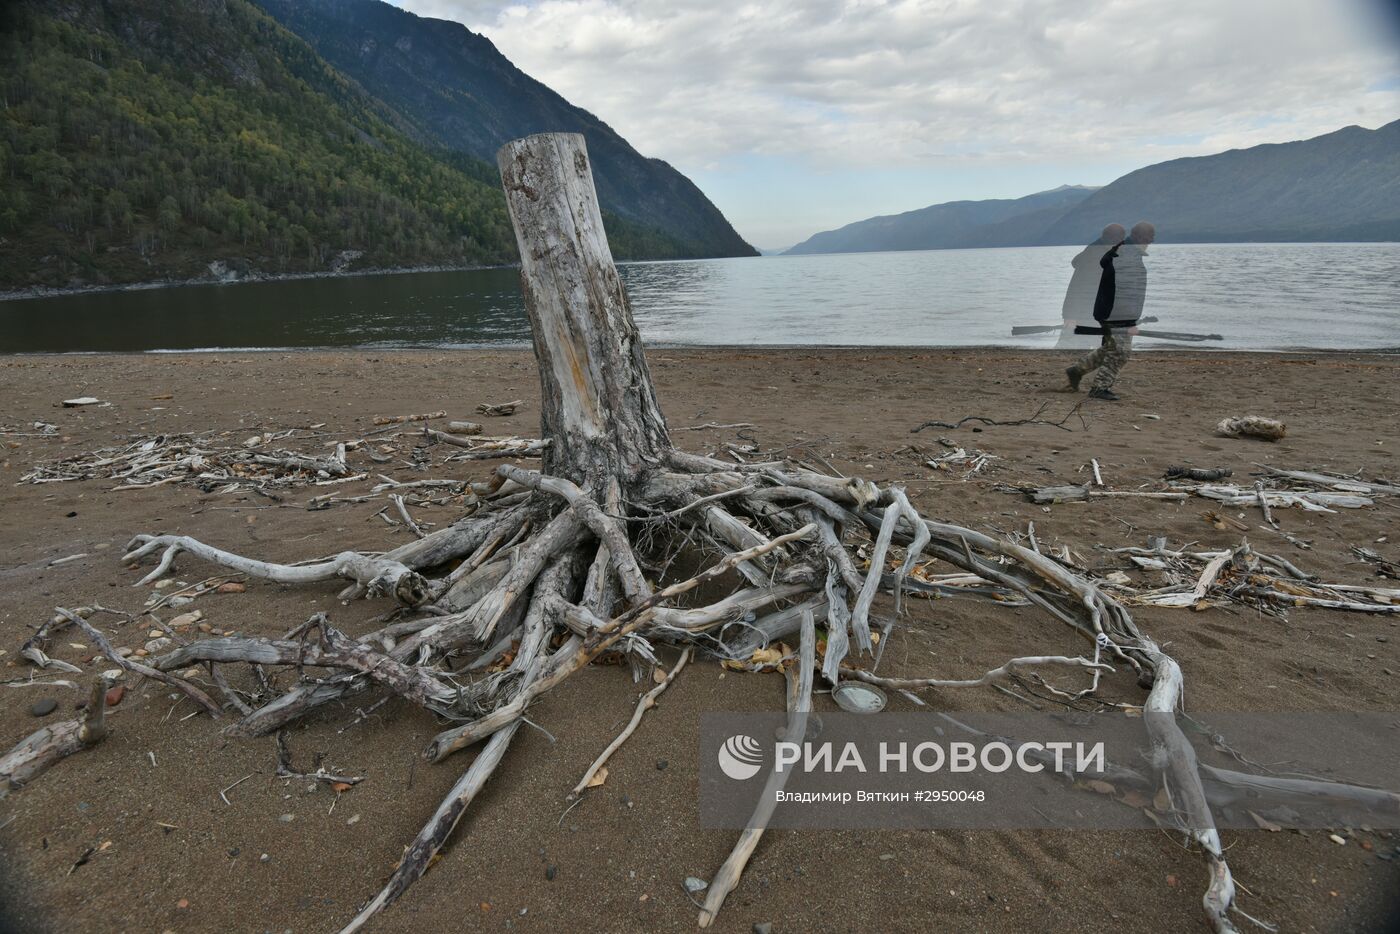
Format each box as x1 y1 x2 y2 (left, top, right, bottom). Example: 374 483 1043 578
31 698 58 716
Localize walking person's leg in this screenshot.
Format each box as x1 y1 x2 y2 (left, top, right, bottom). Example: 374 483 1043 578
1066 332 1112 390
1088 332 1133 399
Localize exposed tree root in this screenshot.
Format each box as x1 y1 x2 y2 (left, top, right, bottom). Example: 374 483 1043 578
31 132 1375 934
94 453 1251 931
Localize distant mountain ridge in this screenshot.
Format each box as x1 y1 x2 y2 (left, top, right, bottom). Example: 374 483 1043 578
787 119 1400 255
253 0 757 259
1041 120 1400 244
784 186 1097 255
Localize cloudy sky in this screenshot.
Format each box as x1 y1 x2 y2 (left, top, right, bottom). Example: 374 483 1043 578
390 0 1400 249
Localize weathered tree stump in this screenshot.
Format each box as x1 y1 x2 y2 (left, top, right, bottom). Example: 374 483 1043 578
64 132 1269 933
499 133 670 488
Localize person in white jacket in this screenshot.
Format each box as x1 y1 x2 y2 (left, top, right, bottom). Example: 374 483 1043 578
1055 223 1125 351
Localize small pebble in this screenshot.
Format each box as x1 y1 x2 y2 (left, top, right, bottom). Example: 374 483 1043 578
753 923 773 934
1329 833 1346 845
545 865 556 881
346 814 360 825
30 698 58 717
260 853 271 863
105 685 126 707
279 814 295 823
683 876 708 894
655 759 668 770
228 848 240 858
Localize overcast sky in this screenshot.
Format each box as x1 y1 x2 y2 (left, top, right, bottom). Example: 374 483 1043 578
390 0 1400 249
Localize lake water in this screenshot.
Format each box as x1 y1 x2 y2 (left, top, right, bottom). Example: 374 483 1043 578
2 243 1396 353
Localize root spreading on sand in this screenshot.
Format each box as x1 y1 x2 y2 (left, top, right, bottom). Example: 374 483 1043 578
15 133 1397 934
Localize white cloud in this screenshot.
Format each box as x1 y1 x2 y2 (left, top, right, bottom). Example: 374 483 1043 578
392 0 1400 243
395 0 1400 169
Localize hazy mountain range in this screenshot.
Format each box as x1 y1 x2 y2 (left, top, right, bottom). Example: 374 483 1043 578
784 185 1099 255
786 118 1400 254
0 0 753 291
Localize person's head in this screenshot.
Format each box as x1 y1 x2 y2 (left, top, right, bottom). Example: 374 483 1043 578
1100 223 1126 244
1130 221 1156 245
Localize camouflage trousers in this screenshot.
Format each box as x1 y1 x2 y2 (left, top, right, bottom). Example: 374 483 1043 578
1075 330 1134 390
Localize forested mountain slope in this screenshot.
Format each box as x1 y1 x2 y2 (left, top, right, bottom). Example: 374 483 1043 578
0 0 750 291
254 0 757 259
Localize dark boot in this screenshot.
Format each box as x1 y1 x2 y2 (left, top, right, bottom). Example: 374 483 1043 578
1087 387 1120 401
1065 365 1085 391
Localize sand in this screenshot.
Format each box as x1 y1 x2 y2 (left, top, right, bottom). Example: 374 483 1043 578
1 347 1398 933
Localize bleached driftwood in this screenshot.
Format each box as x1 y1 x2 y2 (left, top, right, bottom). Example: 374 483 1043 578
35 132 1340 934
0 677 111 798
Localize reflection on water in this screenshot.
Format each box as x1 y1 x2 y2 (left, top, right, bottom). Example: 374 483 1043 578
1 243 1396 353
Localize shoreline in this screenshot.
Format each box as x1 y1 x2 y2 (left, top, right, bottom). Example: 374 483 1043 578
0 259 511 304
4 343 1399 357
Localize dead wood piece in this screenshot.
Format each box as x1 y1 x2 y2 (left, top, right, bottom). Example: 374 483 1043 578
372 411 446 426
123 534 430 607
1026 485 1187 504
698 610 815 927
1255 465 1400 495
339 721 521 934
1143 654 1238 933
476 400 523 417
911 401 1084 433
571 647 691 796
0 677 111 798
1215 415 1285 442
274 730 362 786
59 608 222 718
843 654 1109 692
1192 485 1372 511
1165 466 1233 482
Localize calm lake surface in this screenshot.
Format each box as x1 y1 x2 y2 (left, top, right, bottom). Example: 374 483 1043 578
2 243 1396 353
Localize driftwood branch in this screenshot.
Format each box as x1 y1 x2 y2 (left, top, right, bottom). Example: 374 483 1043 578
0 677 111 798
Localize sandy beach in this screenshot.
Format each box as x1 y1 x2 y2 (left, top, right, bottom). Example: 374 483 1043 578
1 347 1398 933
